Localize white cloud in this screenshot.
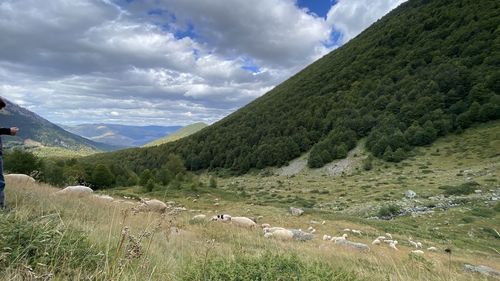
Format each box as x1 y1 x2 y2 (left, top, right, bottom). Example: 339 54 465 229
0 0 405 126
326 0 407 44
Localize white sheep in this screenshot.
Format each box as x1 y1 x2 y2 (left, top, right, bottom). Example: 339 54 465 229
372 239 381 245
307 226 316 234
331 233 348 242
191 214 207 221
321 220 326 225
323 234 332 241
343 228 351 232
5 174 36 183
264 229 294 240
386 233 393 239
351 229 362 235
389 241 398 250
57 185 93 195
261 223 271 229
411 250 424 255
230 217 257 228
409 240 418 248
427 246 438 252
93 194 113 202
137 199 168 213
263 227 286 233
417 242 423 248
211 214 232 222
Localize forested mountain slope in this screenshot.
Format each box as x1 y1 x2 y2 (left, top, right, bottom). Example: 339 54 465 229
88 0 499 173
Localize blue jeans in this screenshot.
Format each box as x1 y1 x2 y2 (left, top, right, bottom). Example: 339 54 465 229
0 156 4 208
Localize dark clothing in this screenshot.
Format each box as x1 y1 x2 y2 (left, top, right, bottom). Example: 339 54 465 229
0 128 9 208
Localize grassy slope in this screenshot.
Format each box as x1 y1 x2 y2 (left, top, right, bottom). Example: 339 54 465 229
2 122 499 280
143 123 208 147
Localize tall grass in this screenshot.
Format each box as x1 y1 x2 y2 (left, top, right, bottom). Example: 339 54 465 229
2 176 498 280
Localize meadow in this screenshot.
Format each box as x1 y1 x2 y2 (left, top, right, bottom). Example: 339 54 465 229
1 122 499 280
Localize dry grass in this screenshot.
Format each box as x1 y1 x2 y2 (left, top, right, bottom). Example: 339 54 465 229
2 176 498 280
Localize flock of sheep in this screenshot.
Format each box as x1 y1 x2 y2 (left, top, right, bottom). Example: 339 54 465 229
7 174 440 257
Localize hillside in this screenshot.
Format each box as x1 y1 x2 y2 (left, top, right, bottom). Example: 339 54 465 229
143 122 208 147
2 122 499 280
0 99 118 152
62 124 182 147
86 0 499 174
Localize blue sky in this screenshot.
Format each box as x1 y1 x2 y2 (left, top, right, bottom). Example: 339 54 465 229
0 0 406 126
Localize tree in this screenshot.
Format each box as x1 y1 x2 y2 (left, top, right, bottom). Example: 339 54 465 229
165 154 186 176
209 176 218 188
91 164 114 188
139 169 153 186
3 149 40 175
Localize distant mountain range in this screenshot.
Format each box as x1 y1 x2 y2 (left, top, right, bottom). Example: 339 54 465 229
61 124 182 147
0 98 117 152
143 123 208 147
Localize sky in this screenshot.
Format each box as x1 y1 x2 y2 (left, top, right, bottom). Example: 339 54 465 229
0 0 406 126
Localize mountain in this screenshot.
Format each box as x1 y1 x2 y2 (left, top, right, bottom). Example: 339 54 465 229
143 123 208 147
62 124 182 147
0 99 117 152
87 0 500 173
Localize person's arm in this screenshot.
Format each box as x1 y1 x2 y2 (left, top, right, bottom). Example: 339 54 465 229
0 127 18 135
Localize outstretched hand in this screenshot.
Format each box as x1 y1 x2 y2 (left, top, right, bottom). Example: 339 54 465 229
10 127 18 136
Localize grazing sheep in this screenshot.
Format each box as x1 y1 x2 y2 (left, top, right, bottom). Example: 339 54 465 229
322 220 326 225
372 239 381 245
230 217 257 228
427 246 438 252
191 214 207 221
263 227 286 233
5 174 36 183
211 214 231 222
409 240 419 248
389 241 399 250
417 242 423 248
351 229 362 235
331 234 348 242
411 250 424 255
261 223 271 229
386 233 393 239
57 185 93 195
265 229 294 241
343 228 351 232
323 235 332 241
93 194 113 202
335 239 370 252
137 199 167 213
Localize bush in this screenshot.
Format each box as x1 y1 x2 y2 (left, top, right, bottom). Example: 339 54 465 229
439 181 480 195
0 214 104 278
3 149 40 175
181 251 359 281
378 204 401 218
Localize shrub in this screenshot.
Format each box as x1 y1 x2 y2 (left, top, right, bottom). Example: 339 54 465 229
378 204 401 218
439 181 480 195
181 251 358 281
